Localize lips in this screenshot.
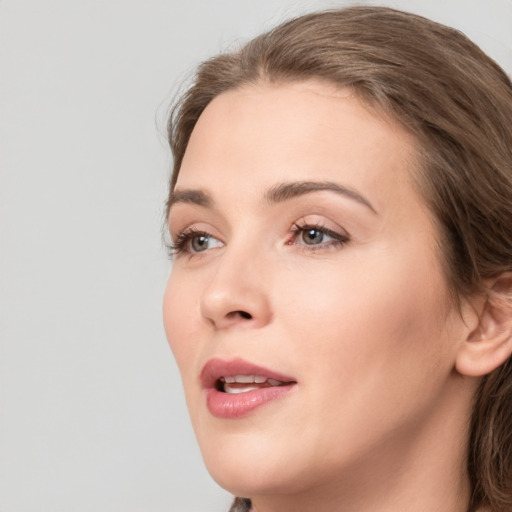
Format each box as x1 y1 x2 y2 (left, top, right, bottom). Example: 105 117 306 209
200 358 297 418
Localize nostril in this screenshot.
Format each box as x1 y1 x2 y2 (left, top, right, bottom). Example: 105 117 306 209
230 310 252 320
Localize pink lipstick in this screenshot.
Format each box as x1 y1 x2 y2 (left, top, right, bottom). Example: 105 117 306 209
201 358 297 418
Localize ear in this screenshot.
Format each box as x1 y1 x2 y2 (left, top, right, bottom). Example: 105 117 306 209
456 273 512 377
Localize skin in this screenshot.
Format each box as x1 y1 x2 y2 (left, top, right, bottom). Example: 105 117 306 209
163 81 481 512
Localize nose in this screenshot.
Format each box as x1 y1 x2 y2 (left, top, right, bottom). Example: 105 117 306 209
200 248 273 330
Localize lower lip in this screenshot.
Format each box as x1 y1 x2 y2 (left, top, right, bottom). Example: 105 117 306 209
205 384 296 419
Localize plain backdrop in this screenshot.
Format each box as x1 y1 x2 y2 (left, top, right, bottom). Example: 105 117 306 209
0 0 511 511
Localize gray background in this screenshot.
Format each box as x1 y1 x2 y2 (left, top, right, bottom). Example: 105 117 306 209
1 0 511 511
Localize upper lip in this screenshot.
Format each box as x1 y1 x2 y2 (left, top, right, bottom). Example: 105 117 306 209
200 357 296 389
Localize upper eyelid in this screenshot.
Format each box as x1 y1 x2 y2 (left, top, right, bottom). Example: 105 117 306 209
293 216 350 235
167 202 222 235
170 211 351 242
293 222 344 235
169 218 217 237
171 216 349 238
292 222 350 242
167 206 227 236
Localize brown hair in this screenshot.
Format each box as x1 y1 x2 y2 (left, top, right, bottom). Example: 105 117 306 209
167 7 512 511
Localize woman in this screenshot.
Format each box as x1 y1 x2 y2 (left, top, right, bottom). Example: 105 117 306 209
163 6 512 512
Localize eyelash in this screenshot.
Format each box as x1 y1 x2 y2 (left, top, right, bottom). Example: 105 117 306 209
289 222 350 250
167 227 212 259
168 222 350 259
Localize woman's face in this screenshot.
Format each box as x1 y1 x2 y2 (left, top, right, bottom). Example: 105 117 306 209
164 82 469 498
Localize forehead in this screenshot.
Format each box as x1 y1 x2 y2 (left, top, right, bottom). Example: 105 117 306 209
176 81 419 212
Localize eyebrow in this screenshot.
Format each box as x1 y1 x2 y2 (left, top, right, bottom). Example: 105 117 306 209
168 180 377 214
265 181 377 213
167 189 213 211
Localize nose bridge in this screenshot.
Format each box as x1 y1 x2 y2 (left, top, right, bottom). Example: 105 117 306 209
200 234 272 329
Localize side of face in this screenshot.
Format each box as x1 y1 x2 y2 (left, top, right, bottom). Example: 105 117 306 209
163 81 474 499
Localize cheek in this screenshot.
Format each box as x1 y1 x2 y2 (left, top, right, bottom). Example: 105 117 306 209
163 274 199 378
277 249 454 389
269 253 457 469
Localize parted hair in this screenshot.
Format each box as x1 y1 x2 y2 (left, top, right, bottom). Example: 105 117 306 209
167 7 512 511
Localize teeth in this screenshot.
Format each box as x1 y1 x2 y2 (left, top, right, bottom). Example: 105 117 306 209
224 384 260 394
219 375 286 393
234 375 254 383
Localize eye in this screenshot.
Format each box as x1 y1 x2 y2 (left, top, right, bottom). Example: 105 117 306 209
169 227 223 258
290 222 350 250
190 233 214 252
300 227 330 245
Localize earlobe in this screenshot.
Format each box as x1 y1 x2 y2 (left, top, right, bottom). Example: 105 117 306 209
456 273 512 377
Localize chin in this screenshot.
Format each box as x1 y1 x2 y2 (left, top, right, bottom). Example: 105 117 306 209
198 432 302 497
207 464 275 497
198 427 334 500
205 458 302 498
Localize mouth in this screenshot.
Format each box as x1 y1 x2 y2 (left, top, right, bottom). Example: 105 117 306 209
201 358 297 418
217 375 290 394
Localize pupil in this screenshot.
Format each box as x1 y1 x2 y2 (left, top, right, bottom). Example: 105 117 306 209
192 235 209 251
304 229 323 244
